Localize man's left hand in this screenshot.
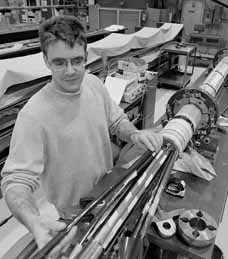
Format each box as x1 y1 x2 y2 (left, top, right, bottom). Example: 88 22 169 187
130 129 163 152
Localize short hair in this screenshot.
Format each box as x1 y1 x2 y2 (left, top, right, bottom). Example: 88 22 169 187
39 15 87 56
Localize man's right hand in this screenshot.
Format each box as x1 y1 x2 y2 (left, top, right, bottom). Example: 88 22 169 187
32 215 77 258
3 186 77 258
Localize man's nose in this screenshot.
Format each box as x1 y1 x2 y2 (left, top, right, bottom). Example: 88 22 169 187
65 61 75 74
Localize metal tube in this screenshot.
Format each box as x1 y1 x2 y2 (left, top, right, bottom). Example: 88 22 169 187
96 149 170 247
76 146 172 259
124 147 178 259
143 148 179 231
68 152 156 259
30 151 155 259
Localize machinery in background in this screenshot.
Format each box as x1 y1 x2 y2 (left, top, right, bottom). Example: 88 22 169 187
190 26 225 57
0 3 76 44
89 0 228 67
105 57 157 146
189 24 226 67
165 56 228 163
158 41 197 89
181 0 227 67
89 0 146 32
74 0 89 29
116 57 149 103
116 57 157 129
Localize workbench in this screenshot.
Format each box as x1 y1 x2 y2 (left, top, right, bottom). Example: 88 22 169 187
146 128 228 259
86 126 228 259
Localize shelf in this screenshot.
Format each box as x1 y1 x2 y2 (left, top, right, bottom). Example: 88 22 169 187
0 24 39 35
161 41 197 56
0 5 75 10
159 70 191 88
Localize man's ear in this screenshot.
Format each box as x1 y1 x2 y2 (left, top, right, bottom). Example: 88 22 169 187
43 54 51 69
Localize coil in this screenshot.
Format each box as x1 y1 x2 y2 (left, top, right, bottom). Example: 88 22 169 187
162 104 201 153
199 57 228 97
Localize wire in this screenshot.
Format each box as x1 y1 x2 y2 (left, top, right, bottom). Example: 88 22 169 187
211 0 228 8
221 106 228 117
0 214 13 227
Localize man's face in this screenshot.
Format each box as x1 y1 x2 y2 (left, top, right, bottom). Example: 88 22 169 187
44 41 86 93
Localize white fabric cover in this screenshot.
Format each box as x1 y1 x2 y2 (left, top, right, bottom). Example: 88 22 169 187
0 23 183 98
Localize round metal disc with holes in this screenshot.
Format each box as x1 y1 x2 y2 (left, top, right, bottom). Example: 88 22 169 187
178 209 217 247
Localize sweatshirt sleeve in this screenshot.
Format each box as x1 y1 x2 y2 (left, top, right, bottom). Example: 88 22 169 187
101 80 138 141
1 110 45 195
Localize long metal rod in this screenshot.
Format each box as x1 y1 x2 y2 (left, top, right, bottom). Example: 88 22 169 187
71 162 161 259
69 156 155 259
15 240 37 259
103 153 173 259
75 146 172 259
68 177 137 259
28 150 155 259
142 147 179 236
68 152 156 259
123 147 178 259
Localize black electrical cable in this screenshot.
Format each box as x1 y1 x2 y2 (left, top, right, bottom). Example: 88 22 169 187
211 0 228 9
0 214 13 227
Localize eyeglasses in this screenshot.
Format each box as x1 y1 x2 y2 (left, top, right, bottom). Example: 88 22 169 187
49 57 85 71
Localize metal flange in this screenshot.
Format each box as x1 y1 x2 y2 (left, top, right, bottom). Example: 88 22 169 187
178 209 217 248
166 88 218 135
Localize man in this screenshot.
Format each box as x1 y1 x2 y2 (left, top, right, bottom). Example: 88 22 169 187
1 16 163 257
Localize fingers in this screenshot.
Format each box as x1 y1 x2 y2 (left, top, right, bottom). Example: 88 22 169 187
47 219 67 233
34 216 69 253
36 234 53 250
131 129 163 152
48 226 77 259
138 134 155 151
147 133 163 152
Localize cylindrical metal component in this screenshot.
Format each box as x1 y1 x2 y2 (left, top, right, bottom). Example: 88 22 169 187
175 104 202 131
214 56 228 77
76 147 172 259
200 71 224 97
162 104 201 152
164 57 228 152
76 240 103 259
148 149 179 218
69 151 157 259
161 118 192 153
124 148 179 259
199 57 228 97
69 243 82 259
95 149 169 247
200 73 224 98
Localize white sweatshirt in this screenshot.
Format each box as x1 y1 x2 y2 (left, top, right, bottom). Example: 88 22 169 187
1 73 136 218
